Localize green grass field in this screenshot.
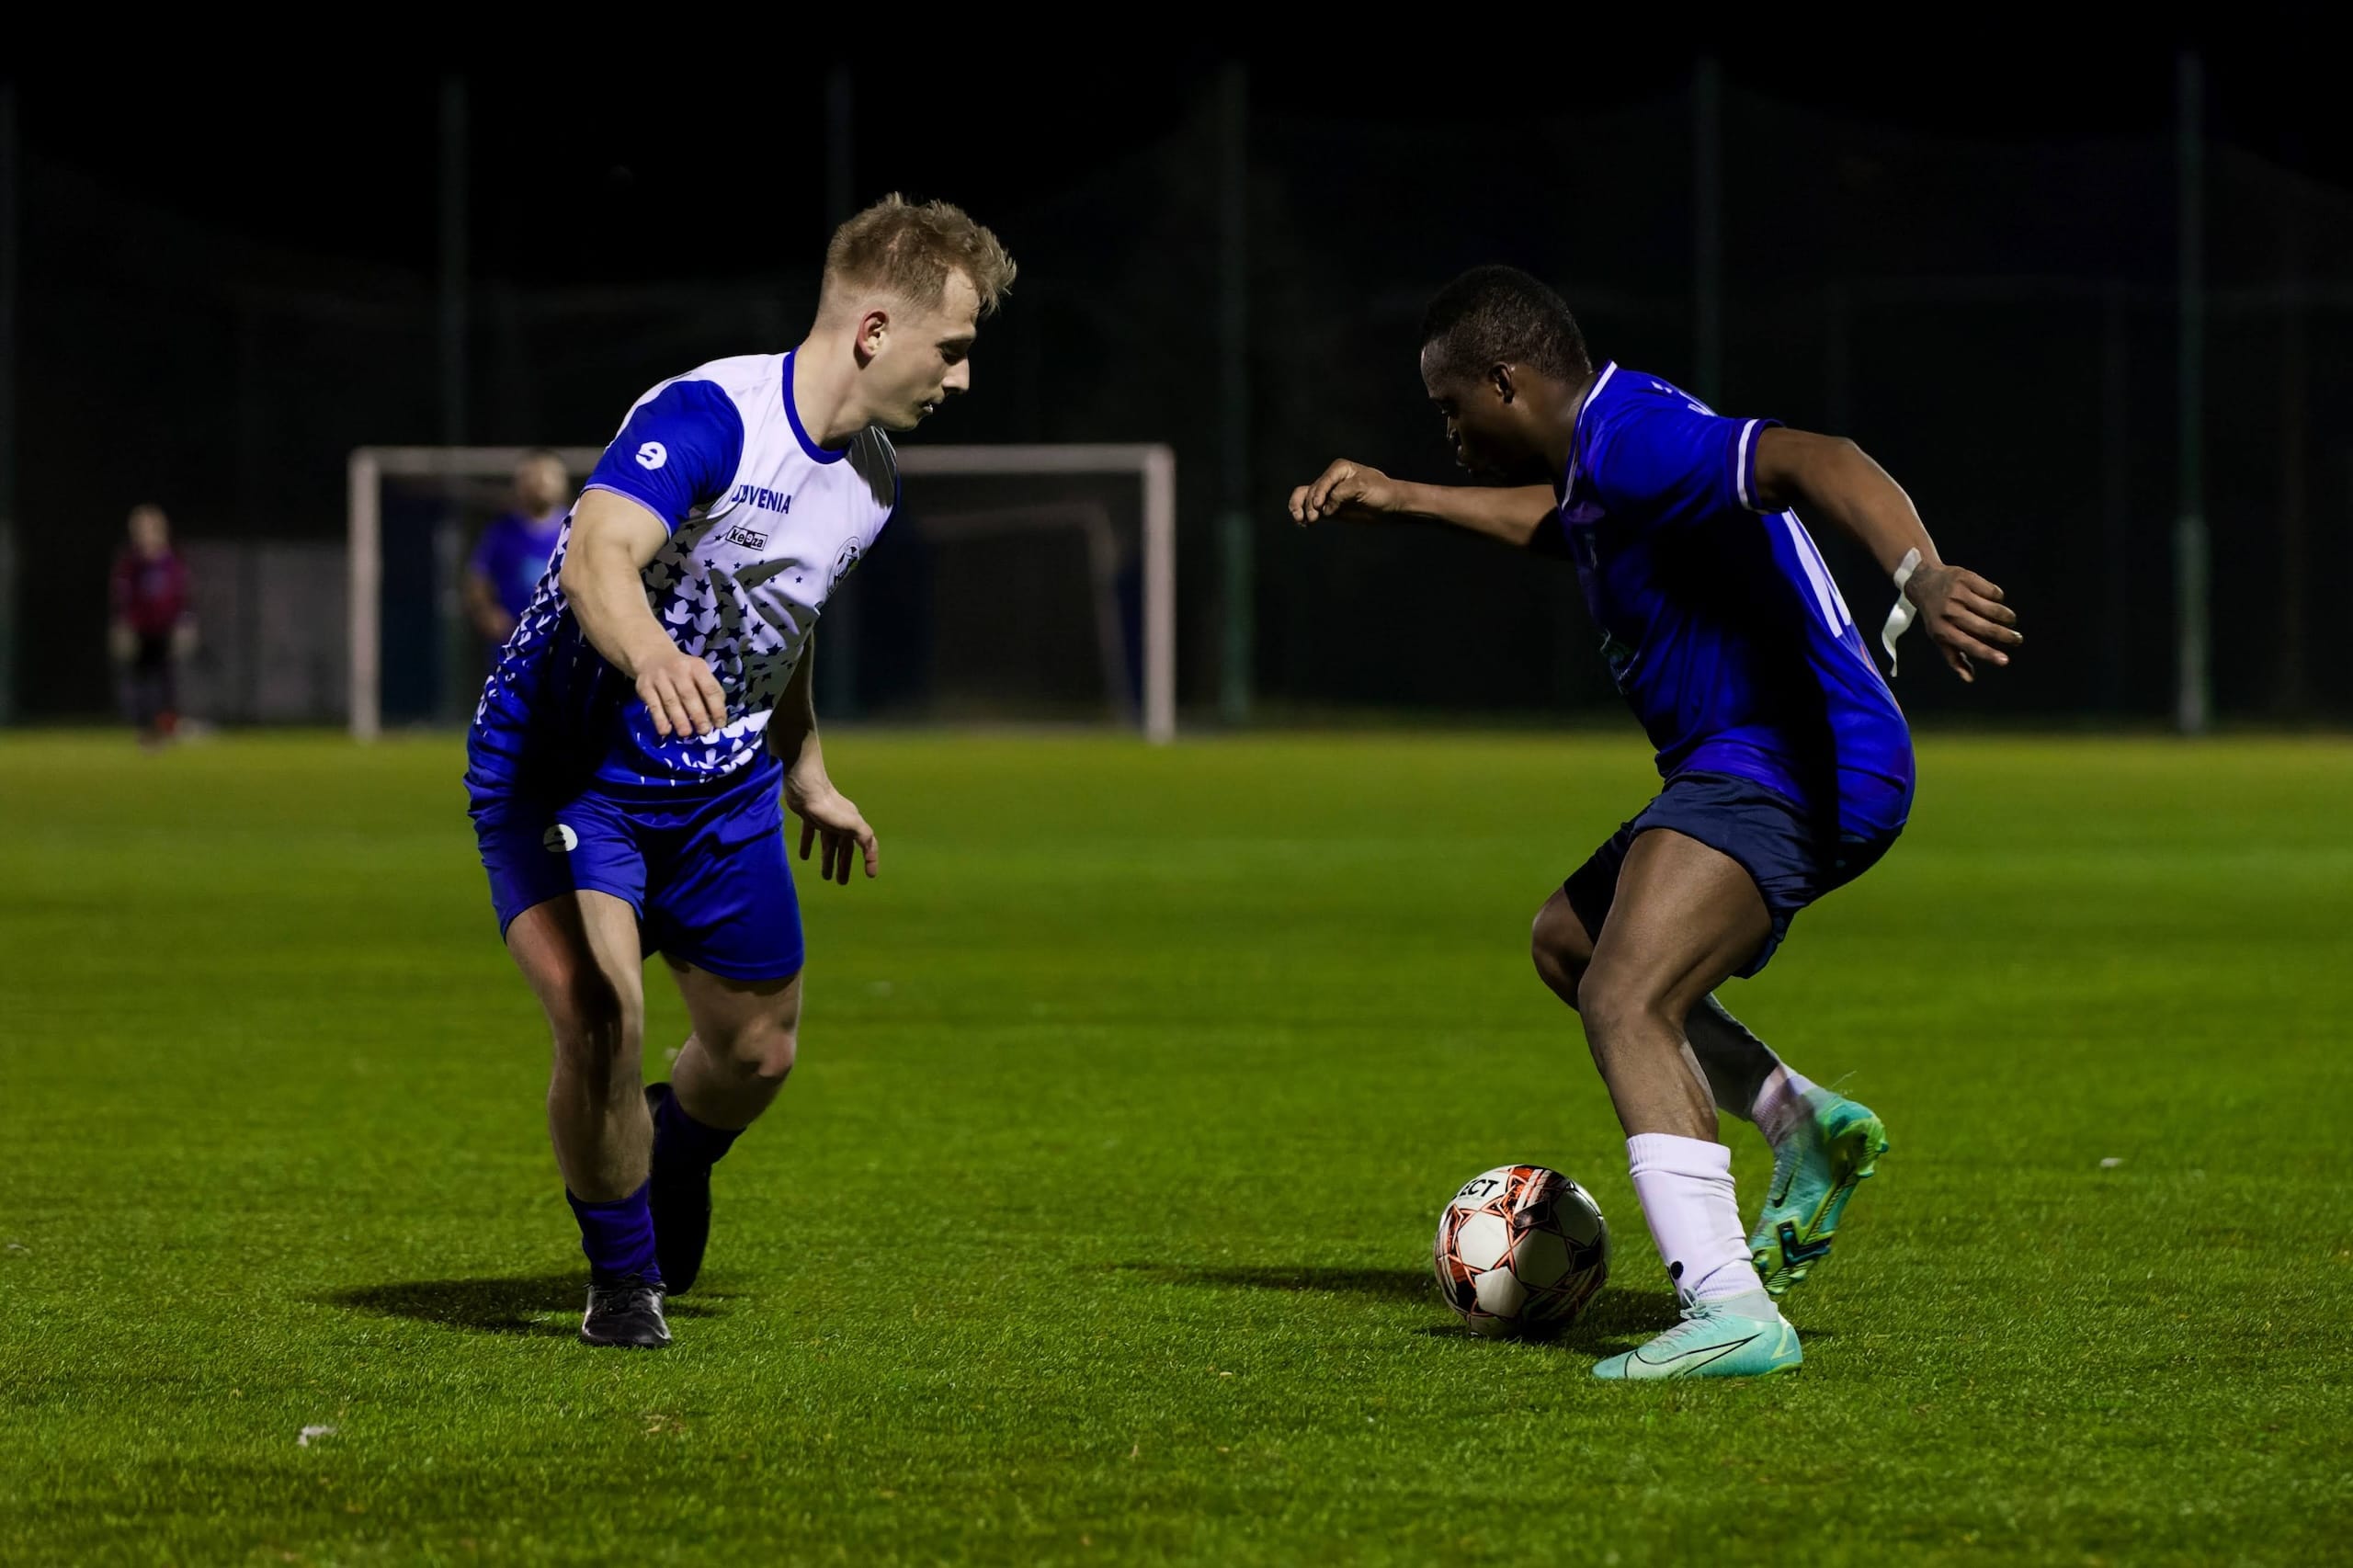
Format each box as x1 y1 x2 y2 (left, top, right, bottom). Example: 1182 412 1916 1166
4 730 2351 1564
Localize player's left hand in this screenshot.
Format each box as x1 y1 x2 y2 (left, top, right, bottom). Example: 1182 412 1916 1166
789 781 879 885
1905 562 2021 683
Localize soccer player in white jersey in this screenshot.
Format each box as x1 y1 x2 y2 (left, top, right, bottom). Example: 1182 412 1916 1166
466 197 1016 1347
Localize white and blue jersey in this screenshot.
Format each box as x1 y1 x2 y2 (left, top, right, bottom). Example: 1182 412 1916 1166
467 350 898 796
1552 362 1914 841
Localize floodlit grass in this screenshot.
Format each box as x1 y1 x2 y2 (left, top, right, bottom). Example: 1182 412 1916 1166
3 730 2349 1564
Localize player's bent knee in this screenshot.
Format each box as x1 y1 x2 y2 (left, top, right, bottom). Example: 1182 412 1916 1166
1529 895 1592 1005
1529 931 1582 1004
1574 963 1669 1048
744 1023 799 1084
708 1016 797 1084
750 1026 797 1084
545 966 640 1060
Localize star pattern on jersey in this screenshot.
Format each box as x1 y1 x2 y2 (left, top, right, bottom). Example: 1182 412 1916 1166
469 359 896 790
475 536 574 729
631 531 804 778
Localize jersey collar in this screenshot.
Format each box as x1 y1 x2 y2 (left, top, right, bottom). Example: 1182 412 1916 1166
1559 360 1620 499
781 350 851 465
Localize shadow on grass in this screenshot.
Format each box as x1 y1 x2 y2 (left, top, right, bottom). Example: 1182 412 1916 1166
1120 1264 1438 1302
1125 1262 1690 1357
324 1275 732 1336
1413 1284 1684 1355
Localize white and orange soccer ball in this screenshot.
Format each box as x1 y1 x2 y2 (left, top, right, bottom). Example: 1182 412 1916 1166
1432 1164 1610 1336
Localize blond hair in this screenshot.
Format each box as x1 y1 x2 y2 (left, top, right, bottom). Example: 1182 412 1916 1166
822 194 1017 319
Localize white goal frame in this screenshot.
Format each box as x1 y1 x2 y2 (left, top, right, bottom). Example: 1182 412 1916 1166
347 442 1176 744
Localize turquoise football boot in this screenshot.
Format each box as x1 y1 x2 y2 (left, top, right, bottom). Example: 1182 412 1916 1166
1591 1293 1802 1381
1749 1090 1889 1298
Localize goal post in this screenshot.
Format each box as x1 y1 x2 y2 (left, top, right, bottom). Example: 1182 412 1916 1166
348 442 1176 744
347 445 600 744
892 444 1176 744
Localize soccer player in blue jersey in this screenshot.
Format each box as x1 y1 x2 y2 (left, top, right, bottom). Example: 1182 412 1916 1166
1290 267 2021 1379
463 450 573 648
466 197 1016 1346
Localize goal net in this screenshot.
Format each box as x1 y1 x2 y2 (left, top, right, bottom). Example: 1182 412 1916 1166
347 443 1176 744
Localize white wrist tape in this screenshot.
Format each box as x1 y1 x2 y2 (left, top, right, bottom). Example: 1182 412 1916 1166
1881 548 1923 676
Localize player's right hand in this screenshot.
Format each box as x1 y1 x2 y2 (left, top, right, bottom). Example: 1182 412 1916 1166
1289 460 1402 525
636 648 729 740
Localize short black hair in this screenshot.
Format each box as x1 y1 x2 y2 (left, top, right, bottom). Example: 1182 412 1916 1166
1419 265 1591 386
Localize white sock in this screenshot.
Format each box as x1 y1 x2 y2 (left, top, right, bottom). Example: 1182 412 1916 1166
1627 1133 1767 1305
1752 1064 1822 1148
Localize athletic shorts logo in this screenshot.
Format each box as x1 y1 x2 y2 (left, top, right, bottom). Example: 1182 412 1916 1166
636 441 668 470
543 824 579 853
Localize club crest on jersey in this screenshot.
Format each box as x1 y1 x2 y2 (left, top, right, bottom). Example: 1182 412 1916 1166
828 540 863 595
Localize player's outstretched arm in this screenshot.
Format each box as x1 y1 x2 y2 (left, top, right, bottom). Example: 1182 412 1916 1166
1288 460 1560 551
1753 428 2023 683
558 489 729 737
769 639 878 886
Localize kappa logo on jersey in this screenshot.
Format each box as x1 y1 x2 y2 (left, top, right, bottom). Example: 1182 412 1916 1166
726 482 793 517
542 824 579 853
636 441 668 470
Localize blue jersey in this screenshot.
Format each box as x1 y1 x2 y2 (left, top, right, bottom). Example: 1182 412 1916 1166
1552 363 1914 838
468 351 898 795
469 511 564 622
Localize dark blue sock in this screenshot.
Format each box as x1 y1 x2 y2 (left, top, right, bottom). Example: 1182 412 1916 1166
567 1182 662 1286
653 1084 744 1170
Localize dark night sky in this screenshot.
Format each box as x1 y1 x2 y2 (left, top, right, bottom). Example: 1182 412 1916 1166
12 43 2350 722
17 47 2348 289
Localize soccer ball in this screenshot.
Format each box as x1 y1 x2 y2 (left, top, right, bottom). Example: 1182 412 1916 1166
1432 1164 1609 1336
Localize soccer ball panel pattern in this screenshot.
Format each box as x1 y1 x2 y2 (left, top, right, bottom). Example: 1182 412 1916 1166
1450 1210 1511 1273
1431 1163 1609 1336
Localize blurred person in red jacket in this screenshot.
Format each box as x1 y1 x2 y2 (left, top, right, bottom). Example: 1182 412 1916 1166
109 504 195 745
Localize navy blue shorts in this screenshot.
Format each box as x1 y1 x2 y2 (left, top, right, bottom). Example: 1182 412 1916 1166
470 767 804 983
1563 770 1901 979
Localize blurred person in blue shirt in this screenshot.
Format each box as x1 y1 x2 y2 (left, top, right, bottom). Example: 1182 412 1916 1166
464 449 574 646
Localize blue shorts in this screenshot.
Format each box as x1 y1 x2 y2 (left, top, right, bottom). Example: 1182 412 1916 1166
469 767 804 983
1563 770 1901 979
